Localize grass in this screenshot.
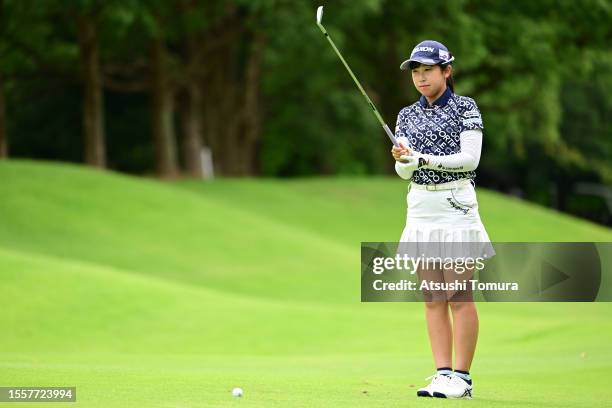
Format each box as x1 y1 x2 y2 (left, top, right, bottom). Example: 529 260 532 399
0 159 611 407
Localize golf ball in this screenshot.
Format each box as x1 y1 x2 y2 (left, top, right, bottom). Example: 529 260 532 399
232 387 243 397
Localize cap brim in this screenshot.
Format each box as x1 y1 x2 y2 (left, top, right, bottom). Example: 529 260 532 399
399 57 437 70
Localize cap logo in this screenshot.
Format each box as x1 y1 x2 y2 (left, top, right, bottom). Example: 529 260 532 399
412 46 435 56
439 49 449 60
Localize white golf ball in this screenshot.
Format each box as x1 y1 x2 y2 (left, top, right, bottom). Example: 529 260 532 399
232 387 243 397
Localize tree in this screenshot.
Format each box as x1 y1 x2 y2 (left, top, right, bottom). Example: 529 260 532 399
198 1 263 175
99 0 179 177
76 3 106 168
150 23 179 178
0 0 9 158
175 0 205 178
179 80 204 177
0 71 7 158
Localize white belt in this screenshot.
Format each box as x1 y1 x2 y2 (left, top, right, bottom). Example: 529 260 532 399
410 179 473 191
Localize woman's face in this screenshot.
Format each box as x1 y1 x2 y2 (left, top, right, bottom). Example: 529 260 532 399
411 64 450 99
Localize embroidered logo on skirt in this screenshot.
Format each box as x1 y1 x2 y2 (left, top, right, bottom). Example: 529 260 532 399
447 197 470 214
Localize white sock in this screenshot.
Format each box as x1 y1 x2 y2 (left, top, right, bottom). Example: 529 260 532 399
437 367 453 376
454 370 472 384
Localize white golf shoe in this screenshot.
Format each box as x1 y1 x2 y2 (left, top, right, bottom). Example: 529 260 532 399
431 374 473 399
416 373 451 397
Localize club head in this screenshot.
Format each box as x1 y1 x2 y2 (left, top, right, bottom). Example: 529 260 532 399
316 6 324 25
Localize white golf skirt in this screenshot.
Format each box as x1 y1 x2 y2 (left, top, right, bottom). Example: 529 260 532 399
398 180 495 259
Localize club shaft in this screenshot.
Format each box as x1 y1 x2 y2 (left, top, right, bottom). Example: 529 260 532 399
317 23 398 146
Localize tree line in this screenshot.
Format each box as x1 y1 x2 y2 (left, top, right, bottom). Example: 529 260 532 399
0 0 610 195
0 0 270 177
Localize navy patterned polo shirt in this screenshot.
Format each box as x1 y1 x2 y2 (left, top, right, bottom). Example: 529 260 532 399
395 87 484 184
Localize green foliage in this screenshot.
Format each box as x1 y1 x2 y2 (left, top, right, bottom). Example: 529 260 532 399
0 0 611 185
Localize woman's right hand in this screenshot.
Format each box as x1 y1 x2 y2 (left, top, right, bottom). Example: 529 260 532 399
391 143 412 162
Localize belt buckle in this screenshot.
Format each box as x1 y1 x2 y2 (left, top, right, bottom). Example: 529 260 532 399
425 184 437 191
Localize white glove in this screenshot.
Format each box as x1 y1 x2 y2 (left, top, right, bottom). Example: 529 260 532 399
395 156 420 180
394 136 426 180
399 152 428 169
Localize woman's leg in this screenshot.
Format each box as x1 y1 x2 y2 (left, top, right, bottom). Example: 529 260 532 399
449 301 479 371
419 265 453 368
424 301 453 368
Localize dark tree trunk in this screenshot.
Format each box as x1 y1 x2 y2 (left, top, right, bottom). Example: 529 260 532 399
180 83 203 177
202 41 236 175
202 70 222 173
151 36 179 178
0 0 5 158
77 14 106 168
0 71 7 158
178 19 205 178
239 31 265 175
200 8 265 177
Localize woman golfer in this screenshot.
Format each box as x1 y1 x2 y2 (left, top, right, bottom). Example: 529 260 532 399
392 40 493 399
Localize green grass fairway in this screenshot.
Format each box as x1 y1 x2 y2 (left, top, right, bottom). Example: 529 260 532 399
1 160 611 407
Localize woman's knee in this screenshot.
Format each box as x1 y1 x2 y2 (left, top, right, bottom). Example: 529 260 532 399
449 301 476 313
424 300 448 311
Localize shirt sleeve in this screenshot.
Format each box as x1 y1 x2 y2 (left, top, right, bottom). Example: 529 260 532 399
457 98 484 133
421 129 482 172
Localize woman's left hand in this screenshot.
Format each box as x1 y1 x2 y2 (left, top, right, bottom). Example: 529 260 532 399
392 143 412 162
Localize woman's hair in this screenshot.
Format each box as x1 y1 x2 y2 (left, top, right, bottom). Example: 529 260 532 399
442 64 454 93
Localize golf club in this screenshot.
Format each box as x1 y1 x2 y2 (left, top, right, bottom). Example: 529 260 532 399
316 5 400 148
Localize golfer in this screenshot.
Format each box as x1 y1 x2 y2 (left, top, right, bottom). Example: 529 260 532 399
392 40 493 399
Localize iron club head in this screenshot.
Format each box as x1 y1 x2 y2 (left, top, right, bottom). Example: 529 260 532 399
316 6 324 25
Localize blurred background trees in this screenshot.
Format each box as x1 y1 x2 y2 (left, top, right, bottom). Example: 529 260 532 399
0 0 610 223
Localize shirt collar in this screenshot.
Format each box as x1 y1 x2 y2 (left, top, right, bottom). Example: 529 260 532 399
419 87 453 108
